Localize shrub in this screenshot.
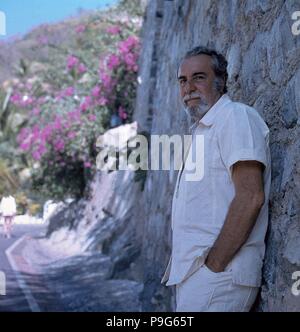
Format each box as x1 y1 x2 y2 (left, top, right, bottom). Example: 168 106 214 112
10 13 142 200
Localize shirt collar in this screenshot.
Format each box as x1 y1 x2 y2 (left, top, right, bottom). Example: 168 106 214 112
198 93 231 127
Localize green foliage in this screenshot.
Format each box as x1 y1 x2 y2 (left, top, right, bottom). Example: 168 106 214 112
118 0 146 17
0 160 19 196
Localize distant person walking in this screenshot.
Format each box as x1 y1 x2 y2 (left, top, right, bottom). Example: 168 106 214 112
0 195 17 239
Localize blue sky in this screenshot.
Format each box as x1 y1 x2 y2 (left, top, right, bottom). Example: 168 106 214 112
0 0 119 39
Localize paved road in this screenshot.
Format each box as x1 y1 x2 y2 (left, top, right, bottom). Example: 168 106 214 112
0 224 45 312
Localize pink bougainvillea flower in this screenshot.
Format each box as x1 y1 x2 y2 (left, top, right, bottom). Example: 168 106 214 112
68 109 81 122
10 93 22 105
80 96 92 112
54 139 65 152
118 41 129 55
84 161 92 168
97 96 108 106
55 94 63 102
37 35 48 45
26 82 33 90
17 127 30 142
100 73 113 90
91 86 101 97
63 86 75 97
118 36 139 54
37 96 47 105
53 117 62 130
106 25 121 35
99 57 106 72
68 131 77 139
31 107 41 116
41 125 53 142
38 143 47 155
32 150 41 161
118 106 128 120
20 141 31 151
67 55 79 70
107 54 121 70
80 103 88 112
75 24 86 34
21 95 34 107
88 114 97 122
63 121 71 130
124 52 136 68
78 63 87 74
127 35 139 47
32 125 39 133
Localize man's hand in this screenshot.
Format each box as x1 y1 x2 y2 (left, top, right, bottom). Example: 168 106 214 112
204 160 265 272
204 261 225 273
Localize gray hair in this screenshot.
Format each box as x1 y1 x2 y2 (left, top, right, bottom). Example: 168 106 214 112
177 46 228 94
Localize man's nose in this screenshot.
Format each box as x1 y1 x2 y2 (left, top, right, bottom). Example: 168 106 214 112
184 80 196 94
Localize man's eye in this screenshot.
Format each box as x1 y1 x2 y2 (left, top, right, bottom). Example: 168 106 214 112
179 80 186 85
194 75 205 81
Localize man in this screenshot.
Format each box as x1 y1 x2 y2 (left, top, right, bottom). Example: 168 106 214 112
161 46 271 312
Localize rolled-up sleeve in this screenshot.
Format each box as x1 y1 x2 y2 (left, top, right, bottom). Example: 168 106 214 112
217 106 269 180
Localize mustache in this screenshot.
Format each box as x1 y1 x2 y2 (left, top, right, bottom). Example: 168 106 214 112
183 93 203 103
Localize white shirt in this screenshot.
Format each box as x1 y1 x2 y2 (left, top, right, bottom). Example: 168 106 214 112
161 94 271 287
0 195 17 216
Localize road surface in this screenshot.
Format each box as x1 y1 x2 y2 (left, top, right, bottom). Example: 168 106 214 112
0 223 46 311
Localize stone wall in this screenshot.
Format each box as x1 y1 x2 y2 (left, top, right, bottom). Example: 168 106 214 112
134 0 300 311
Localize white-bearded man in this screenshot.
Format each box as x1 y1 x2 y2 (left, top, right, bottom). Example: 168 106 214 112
161 46 271 312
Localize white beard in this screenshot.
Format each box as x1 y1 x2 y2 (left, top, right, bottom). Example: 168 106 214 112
184 100 210 132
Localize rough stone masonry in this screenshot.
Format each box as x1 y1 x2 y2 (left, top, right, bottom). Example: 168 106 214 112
133 0 300 311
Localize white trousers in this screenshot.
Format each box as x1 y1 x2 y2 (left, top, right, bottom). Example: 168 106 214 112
175 264 259 312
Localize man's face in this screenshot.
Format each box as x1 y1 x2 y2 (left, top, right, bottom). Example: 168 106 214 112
177 54 222 124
